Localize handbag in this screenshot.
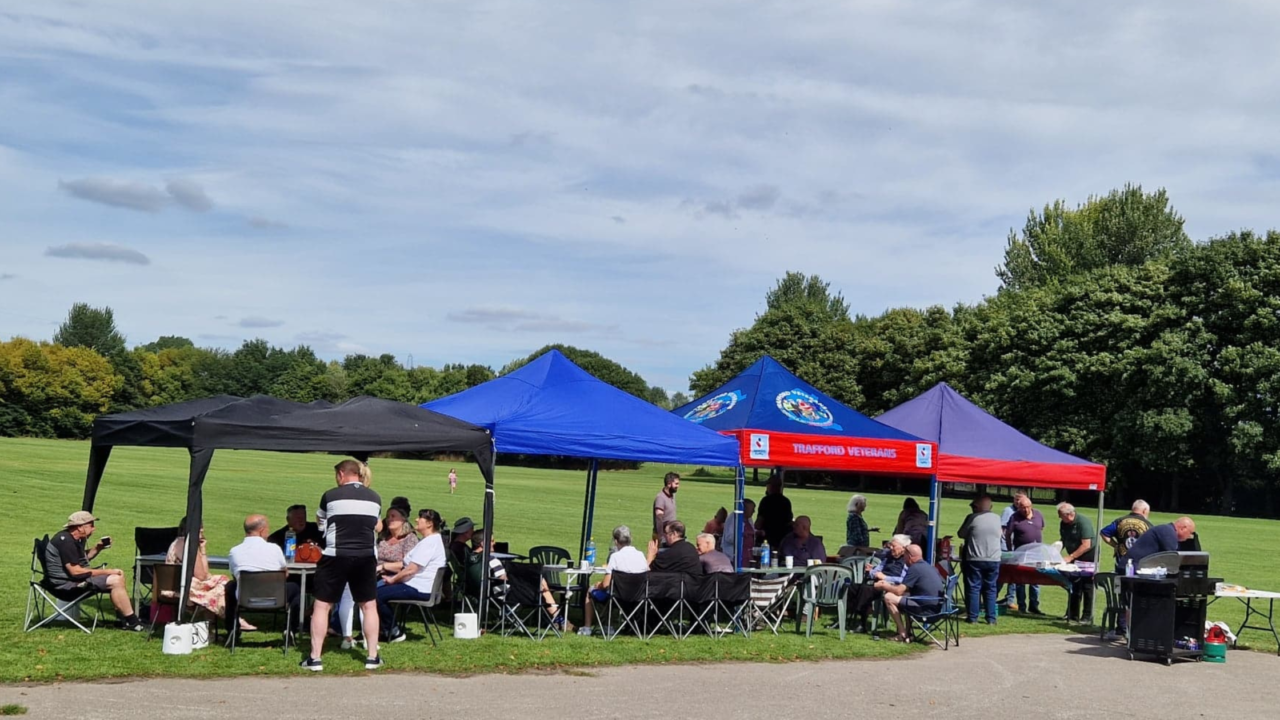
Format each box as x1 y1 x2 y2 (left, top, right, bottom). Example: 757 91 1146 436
295 541 322 563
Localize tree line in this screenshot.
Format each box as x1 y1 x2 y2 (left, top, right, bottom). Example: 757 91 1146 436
693 186 1280 517
6 184 1277 516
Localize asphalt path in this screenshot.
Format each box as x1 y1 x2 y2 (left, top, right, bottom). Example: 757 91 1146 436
4 634 1279 719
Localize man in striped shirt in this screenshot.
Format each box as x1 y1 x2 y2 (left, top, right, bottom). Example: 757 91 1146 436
302 459 383 672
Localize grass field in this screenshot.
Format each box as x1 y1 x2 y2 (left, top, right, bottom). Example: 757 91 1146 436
3 436 1277 682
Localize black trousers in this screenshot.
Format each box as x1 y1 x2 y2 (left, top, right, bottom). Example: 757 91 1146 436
225 580 301 634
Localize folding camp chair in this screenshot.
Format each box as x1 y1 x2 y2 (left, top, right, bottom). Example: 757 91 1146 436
24 535 105 634
605 571 649 639
905 573 962 649
390 566 451 646
748 576 797 635
642 572 685 639
712 573 752 637
681 573 720 638
227 570 294 655
491 561 560 640
133 526 179 610
800 564 854 639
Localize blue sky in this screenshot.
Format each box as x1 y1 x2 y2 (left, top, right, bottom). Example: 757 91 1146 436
3 1 1279 393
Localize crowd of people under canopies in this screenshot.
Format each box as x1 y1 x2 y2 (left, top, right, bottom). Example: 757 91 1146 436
41 462 1199 659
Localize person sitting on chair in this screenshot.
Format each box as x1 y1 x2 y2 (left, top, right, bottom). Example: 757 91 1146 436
266 504 324 551
449 517 475 568
46 511 144 631
378 509 448 643
580 525 649 636
695 533 734 573
778 516 827 567
646 521 702 574
469 530 568 630
881 544 944 643
849 534 911 632
166 517 235 626
226 514 301 638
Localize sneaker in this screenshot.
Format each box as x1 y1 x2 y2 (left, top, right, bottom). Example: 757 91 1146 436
601 625 616 638
364 656 384 670
576 626 593 637
340 638 355 650
123 620 148 632
1006 604 1020 612
299 656 323 672
388 631 407 643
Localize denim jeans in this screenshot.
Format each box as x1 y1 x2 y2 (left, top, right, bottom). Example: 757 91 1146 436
1013 582 1040 611
963 561 1000 622
375 583 431 632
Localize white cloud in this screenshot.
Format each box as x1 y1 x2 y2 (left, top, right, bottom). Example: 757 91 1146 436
447 306 616 334
58 178 169 212
165 178 213 212
238 316 284 328
45 242 151 265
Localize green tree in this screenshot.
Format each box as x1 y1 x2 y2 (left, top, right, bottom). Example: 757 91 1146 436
670 391 690 408
52 303 127 358
691 273 861 405
0 338 119 438
139 335 195 353
996 184 1191 290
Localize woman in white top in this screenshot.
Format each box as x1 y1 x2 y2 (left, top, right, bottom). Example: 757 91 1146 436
376 509 446 643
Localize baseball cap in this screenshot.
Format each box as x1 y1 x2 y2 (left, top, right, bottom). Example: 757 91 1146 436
65 510 99 529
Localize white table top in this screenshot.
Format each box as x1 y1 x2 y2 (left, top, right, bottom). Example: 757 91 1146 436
1217 588 1280 599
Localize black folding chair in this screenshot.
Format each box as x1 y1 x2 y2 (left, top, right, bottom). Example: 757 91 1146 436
680 573 718 638
133 526 179 610
713 573 753 637
227 570 293 656
605 571 649 639
643 572 685 640
491 561 560 640
24 535 104 634
389 566 451 646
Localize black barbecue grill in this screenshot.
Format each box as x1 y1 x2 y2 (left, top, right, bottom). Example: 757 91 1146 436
1122 552 1221 664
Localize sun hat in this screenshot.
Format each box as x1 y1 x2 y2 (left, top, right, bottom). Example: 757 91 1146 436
64 510 99 529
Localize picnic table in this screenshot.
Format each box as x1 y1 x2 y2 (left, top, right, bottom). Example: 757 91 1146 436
1211 585 1280 654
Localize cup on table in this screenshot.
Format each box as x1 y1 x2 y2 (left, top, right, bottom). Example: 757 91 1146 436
785 555 794 569
581 560 590 571
808 559 820 566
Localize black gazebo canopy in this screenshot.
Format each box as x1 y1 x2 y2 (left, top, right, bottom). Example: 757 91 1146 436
83 395 496 613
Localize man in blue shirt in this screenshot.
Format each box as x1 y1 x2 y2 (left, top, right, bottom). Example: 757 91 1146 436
1124 517 1195 569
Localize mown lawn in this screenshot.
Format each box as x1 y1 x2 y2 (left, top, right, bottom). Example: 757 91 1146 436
2 436 1276 682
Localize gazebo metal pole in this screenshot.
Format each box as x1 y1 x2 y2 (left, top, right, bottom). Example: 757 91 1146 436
478 439 496 627
578 460 599 561
926 475 940 564
732 465 745 571
1092 489 1105 623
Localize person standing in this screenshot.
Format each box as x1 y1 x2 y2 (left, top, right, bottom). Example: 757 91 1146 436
957 495 1002 625
1099 499 1152 638
653 472 680 546
448 468 458 495
995 492 1022 604
1056 503 1096 623
1100 499 1152 572
302 459 383 672
846 494 871 550
722 498 756 568
1125 517 1196 567
1005 493 1045 614
755 474 793 549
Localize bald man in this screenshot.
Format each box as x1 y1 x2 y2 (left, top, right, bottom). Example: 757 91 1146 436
881 544 945 642
1124 516 1196 570
226 514 300 637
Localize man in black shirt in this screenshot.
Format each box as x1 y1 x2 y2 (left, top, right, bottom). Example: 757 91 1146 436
45 511 144 631
755 474 794 549
266 504 324 551
645 521 702 574
302 460 382 672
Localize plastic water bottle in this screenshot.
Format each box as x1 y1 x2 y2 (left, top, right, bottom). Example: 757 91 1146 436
285 529 297 562
1125 558 1134 578
761 540 771 568
585 537 597 566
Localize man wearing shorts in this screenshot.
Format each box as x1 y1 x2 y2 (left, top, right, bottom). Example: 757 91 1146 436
302 459 382 671
45 511 144 631
882 544 944 642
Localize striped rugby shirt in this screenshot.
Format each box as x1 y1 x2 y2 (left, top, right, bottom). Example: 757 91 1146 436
316 481 381 557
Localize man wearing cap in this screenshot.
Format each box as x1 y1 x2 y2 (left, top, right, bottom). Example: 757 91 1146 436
46 511 145 631
450 517 475 568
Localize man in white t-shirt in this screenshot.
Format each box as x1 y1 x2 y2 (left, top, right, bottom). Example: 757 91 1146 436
226 514 300 637
579 525 649 636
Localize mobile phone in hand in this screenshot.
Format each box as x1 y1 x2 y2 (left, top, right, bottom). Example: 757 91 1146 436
101 535 112 549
